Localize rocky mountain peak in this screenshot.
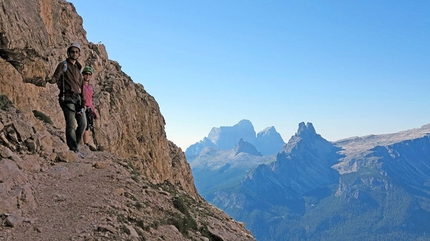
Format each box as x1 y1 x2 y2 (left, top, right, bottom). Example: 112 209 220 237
237 119 254 128
296 122 317 139
255 126 285 155
283 122 328 153
187 120 285 158
258 126 276 135
234 138 262 156
246 122 341 197
207 119 256 150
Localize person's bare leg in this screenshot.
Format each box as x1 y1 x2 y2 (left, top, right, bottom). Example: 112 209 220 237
83 130 90 144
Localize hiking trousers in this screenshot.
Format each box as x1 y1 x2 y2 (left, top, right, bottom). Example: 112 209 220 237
62 103 87 152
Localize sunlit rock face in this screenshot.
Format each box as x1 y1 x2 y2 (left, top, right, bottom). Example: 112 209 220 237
0 0 198 196
0 1 256 240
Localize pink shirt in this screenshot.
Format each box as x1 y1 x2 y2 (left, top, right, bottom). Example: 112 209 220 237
82 84 97 115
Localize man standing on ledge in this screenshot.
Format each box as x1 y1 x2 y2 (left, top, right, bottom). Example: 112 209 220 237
48 42 86 154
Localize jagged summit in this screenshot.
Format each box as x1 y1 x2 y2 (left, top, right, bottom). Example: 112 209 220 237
296 122 318 139
255 126 285 155
259 126 277 135
186 120 285 158
247 122 340 197
208 119 256 150
282 122 329 153
234 138 262 156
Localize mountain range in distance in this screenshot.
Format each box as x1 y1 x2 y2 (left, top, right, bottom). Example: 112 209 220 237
185 119 430 241
185 119 285 158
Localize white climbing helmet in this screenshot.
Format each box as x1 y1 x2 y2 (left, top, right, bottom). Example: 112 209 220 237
67 42 81 52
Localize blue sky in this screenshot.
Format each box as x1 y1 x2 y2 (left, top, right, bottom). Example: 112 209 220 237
71 0 430 150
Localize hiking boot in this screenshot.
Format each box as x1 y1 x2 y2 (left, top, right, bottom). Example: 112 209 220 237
70 147 79 153
70 146 85 158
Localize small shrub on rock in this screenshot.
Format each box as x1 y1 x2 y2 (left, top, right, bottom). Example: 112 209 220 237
32 110 53 125
0 95 14 110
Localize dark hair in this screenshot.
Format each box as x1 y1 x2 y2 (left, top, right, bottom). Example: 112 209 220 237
67 47 80 53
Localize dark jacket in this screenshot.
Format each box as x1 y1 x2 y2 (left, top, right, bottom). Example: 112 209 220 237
50 58 83 94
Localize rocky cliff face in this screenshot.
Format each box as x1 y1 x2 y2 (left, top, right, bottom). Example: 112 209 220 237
0 0 255 240
0 0 195 196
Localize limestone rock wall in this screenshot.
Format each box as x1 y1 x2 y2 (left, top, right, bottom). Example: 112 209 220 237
0 0 198 198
